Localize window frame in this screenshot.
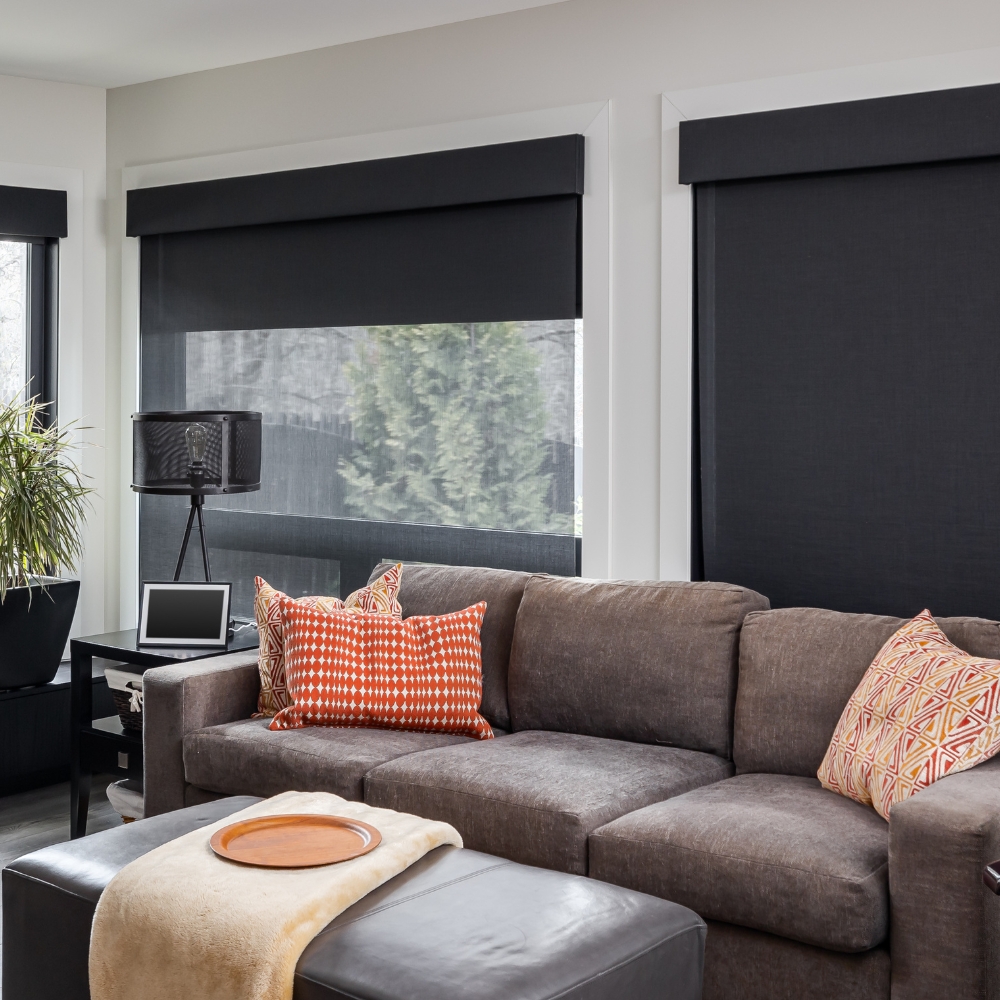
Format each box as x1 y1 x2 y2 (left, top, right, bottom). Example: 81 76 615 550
120 102 611 627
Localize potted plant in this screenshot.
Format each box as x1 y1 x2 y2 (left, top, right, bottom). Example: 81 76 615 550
0 395 92 689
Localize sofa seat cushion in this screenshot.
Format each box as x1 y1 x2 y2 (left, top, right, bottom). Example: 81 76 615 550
364 730 734 875
589 773 888 952
183 719 471 801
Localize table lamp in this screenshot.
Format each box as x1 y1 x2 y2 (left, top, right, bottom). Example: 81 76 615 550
131 410 262 580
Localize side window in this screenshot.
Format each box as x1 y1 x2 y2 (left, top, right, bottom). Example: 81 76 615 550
0 240 29 403
0 236 58 421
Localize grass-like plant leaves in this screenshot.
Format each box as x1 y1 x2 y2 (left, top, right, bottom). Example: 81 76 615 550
0 395 92 603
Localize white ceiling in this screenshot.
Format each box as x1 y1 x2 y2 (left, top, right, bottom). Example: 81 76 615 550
0 0 567 89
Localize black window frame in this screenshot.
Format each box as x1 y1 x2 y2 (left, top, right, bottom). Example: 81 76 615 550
0 233 59 425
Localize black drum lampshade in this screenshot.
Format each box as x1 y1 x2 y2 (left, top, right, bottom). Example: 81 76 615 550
132 411 262 581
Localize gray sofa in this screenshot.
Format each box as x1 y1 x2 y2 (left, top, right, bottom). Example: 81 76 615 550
143 565 1000 1000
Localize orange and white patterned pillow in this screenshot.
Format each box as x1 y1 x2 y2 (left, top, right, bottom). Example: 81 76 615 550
269 598 493 740
818 609 1000 819
253 564 402 716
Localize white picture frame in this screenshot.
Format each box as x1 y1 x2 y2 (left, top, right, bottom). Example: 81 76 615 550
138 581 232 647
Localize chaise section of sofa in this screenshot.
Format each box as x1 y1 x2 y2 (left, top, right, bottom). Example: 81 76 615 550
589 606 1000 1000
365 575 768 873
144 564 531 813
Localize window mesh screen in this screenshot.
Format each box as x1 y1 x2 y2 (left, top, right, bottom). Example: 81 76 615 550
141 321 581 614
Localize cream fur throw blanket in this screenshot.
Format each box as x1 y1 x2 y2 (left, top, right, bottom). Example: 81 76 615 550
89 791 463 1000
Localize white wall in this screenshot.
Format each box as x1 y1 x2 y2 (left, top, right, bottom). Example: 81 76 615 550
103 0 1000 614
0 72 107 637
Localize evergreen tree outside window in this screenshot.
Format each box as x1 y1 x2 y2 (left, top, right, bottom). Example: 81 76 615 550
181 320 582 536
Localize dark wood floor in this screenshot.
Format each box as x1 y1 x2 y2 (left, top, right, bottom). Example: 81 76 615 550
0 777 122 998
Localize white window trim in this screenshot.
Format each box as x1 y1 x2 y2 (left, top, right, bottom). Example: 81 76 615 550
120 101 612 626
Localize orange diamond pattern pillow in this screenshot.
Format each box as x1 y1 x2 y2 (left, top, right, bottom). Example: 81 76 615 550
253 564 402 716
818 609 1000 819
269 598 493 740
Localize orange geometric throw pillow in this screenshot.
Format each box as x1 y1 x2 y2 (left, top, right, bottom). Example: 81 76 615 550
253 564 402 716
269 599 493 740
818 609 1000 819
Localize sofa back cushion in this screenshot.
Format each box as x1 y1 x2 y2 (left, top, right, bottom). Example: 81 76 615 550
507 576 769 757
734 608 1000 776
368 563 530 731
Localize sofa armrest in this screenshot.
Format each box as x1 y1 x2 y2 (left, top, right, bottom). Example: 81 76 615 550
143 651 260 817
889 757 1000 1000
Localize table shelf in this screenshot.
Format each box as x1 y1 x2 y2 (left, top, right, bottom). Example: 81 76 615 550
70 628 257 838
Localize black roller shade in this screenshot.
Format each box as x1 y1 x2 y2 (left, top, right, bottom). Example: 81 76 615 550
127 134 585 236
0 184 67 238
680 82 1000 183
696 156 1000 620
141 194 580 332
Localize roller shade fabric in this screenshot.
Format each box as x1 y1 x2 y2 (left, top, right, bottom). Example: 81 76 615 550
140 196 580 333
695 155 1000 620
688 83 1000 620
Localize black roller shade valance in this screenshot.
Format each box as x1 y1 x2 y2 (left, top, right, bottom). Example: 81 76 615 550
127 134 585 236
137 134 584 331
680 82 1000 183
0 184 67 239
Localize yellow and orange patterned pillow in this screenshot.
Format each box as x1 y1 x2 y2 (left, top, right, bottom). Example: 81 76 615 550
253 564 403 716
818 609 1000 819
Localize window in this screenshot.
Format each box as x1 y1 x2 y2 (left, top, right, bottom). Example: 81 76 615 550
142 319 582 612
180 320 581 533
131 137 584 613
0 184 65 421
0 240 28 403
0 237 58 419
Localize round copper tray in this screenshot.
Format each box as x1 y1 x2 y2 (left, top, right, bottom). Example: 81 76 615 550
210 814 382 868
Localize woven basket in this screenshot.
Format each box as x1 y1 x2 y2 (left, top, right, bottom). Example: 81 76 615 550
110 688 143 733
105 667 143 733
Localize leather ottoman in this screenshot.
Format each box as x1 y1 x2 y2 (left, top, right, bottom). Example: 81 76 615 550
3 798 705 1000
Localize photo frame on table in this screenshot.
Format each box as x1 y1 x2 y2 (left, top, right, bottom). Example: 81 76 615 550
138 581 232 647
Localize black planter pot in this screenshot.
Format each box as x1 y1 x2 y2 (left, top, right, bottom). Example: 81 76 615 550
0 578 80 690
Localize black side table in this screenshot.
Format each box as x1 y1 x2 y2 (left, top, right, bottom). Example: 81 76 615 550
70 628 258 838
